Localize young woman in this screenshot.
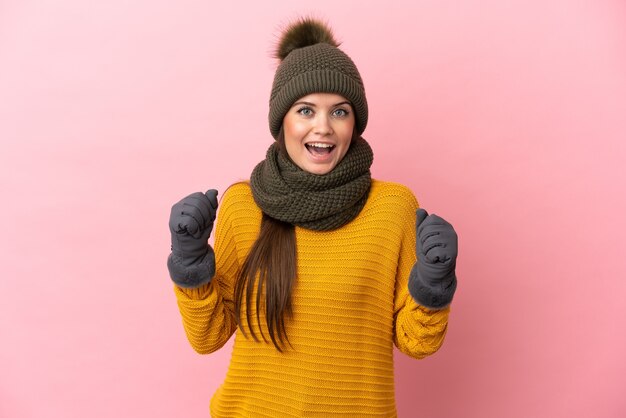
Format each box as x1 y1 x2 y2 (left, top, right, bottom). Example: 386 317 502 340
167 17 458 417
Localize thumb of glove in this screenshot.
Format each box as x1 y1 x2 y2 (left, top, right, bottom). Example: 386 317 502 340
415 208 429 257
205 189 219 212
416 208 429 229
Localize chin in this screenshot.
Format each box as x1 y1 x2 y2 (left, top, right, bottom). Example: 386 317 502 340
307 164 335 175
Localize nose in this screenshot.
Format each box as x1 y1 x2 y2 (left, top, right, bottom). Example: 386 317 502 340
313 114 333 136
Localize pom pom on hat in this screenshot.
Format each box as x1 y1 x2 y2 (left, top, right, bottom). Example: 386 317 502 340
274 17 340 61
268 17 369 139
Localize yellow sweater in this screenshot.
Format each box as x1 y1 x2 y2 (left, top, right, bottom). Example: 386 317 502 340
174 179 451 417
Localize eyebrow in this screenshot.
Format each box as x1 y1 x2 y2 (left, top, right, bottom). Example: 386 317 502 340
292 100 352 108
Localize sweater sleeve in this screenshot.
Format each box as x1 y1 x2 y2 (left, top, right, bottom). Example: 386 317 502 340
392 187 451 360
173 187 240 355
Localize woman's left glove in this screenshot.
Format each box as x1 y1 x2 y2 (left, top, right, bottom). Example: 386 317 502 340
408 208 458 309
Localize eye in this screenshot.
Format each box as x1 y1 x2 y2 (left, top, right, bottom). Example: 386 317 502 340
332 108 349 118
297 107 313 117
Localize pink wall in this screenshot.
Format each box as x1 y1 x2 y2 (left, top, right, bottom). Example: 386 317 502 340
1 1 625 417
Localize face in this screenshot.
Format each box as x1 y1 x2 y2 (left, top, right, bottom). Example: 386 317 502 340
282 93 355 175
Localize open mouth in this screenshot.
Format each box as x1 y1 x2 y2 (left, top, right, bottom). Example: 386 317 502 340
305 143 336 156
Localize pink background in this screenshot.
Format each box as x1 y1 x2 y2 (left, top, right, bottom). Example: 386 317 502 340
1 1 625 417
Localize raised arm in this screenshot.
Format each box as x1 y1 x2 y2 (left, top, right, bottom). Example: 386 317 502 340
393 191 456 360
167 189 239 354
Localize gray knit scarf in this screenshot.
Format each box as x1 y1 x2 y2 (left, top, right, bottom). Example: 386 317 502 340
250 137 374 231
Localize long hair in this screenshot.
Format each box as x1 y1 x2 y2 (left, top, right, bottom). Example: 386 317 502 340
233 127 297 352
234 126 359 352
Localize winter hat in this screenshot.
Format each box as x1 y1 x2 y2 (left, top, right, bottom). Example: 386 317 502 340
268 17 368 139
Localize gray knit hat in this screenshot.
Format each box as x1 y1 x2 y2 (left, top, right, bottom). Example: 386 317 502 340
268 18 368 140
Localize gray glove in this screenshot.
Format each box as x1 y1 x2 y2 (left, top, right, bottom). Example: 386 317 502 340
408 208 458 309
167 189 219 288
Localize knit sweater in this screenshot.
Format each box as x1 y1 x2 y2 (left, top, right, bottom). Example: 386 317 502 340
174 179 451 417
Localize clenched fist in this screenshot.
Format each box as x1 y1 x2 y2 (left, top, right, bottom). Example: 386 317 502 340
167 189 219 288
415 208 457 267
408 208 458 309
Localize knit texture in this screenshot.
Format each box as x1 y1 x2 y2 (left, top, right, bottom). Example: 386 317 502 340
269 42 368 139
250 136 373 231
174 180 451 417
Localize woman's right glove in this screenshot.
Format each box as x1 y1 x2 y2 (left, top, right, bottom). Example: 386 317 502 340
167 189 219 288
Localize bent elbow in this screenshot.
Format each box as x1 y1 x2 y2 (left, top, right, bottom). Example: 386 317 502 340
190 343 215 355
396 326 448 360
187 330 233 355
